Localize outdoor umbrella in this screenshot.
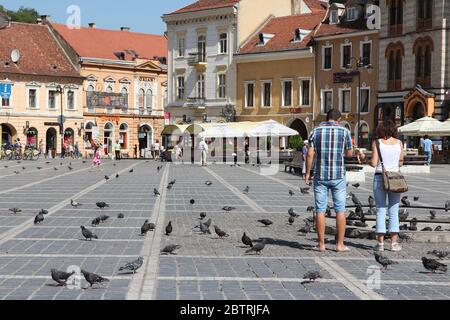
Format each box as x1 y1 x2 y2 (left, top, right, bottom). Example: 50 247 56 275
397 117 444 137
425 118 450 136
246 120 298 138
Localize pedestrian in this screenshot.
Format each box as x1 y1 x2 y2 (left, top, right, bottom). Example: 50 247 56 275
244 139 250 164
74 142 80 159
199 137 209 167
153 140 160 160
421 135 433 166
91 145 102 170
173 144 182 163
302 141 309 179
134 144 138 159
305 109 353 253
38 139 45 157
115 140 121 161
357 120 404 252
68 143 74 159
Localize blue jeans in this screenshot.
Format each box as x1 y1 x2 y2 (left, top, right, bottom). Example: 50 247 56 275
313 178 347 214
373 175 401 234
425 151 432 165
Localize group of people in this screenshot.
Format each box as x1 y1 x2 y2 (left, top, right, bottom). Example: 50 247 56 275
305 109 407 253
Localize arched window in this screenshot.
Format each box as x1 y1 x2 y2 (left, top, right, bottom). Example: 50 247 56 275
121 87 128 113
84 122 95 149
413 36 433 87
138 89 145 109
417 0 433 30
386 42 404 90
146 89 153 109
388 0 403 36
119 123 128 150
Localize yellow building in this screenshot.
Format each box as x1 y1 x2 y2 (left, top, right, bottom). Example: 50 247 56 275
235 6 326 141
0 22 84 157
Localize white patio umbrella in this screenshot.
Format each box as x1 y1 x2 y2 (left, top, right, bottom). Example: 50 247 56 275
425 118 450 136
397 117 444 137
199 123 247 138
247 120 299 138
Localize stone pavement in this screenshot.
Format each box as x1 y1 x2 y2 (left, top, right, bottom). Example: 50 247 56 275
0 158 449 300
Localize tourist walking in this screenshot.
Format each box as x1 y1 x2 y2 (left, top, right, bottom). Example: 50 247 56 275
91 145 102 170
115 140 121 161
199 137 209 167
38 139 45 157
153 140 160 160
305 109 353 253
421 135 433 166
357 120 404 252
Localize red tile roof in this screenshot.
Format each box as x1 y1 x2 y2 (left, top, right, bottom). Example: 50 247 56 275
0 22 81 78
169 0 241 14
313 19 369 37
52 23 167 62
303 0 329 13
238 12 325 55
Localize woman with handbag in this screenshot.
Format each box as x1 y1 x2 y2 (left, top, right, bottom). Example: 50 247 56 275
357 120 406 252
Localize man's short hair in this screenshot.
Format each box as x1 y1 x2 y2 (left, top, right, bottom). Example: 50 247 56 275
326 109 342 122
424 135 429 140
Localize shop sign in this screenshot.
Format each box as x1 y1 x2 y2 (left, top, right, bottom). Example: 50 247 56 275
0 83 12 99
164 112 170 126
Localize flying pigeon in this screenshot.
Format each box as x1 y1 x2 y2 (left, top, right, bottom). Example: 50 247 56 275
245 240 266 255
242 233 253 247
154 188 161 196
71 199 82 208
34 213 44 225
165 221 173 236
422 257 447 274
214 225 229 239
81 269 109 288
374 253 398 271
427 250 449 260
303 271 322 282
119 257 144 274
51 269 75 287
96 202 109 209
9 208 22 214
80 226 98 241
161 244 181 255
258 219 273 227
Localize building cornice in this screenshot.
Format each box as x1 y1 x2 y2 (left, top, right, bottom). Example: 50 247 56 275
163 6 237 24
234 48 313 63
313 29 379 41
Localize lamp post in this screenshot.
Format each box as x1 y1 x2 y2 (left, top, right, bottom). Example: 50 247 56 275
346 57 372 147
56 85 65 157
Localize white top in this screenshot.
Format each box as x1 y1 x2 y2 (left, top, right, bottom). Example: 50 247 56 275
376 139 402 173
199 140 209 152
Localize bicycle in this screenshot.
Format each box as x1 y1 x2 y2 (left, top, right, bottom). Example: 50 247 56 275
23 145 40 161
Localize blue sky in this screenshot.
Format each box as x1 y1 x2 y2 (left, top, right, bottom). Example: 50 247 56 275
1 0 193 34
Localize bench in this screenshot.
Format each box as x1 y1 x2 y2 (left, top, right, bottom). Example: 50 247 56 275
404 155 428 166
284 151 303 175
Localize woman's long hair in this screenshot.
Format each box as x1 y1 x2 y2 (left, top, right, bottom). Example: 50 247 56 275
375 120 397 140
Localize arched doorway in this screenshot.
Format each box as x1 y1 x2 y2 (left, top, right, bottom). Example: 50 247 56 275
119 123 128 150
46 128 57 158
289 119 308 140
104 123 114 155
1 123 17 146
64 128 74 148
138 125 153 155
412 102 425 120
26 127 38 148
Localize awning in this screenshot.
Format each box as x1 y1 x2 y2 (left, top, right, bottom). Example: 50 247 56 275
398 117 443 137
247 120 299 138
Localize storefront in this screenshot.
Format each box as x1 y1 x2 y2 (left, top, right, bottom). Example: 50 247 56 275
26 127 38 147
119 123 128 150
104 123 114 155
46 128 57 158
138 125 153 156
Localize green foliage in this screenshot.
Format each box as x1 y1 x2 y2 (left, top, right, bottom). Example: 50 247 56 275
288 135 304 151
0 5 40 24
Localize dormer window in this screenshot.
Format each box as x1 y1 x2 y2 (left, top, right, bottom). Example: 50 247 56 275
293 29 310 43
330 10 339 24
347 7 357 21
257 33 274 46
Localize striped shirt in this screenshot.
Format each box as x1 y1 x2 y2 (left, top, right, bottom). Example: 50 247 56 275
309 122 352 181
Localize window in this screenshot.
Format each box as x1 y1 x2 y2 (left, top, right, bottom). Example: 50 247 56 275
138 89 145 108
386 42 404 90
321 90 333 114
245 82 255 108
282 80 293 107
361 41 372 66
48 90 56 109
219 33 227 54
87 85 94 92
389 0 403 35
323 46 332 70
177 76 185 99
121 87 128 112
119 123 128 150
339 89 351 113
341 43 352 69
2 93 10 107
106 86 113 93
414 37 433 87
198 35 206 62
67 90 74 110
197 73 205 99
261 81 272 107
299 79 311 106
417 0 433 30
359 88 370 113
178 37 185 57
218 74 226 98
146 89 153 109
330 10 338 24
347 7 357 21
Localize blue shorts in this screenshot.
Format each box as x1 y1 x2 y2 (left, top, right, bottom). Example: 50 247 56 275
313 178 347 214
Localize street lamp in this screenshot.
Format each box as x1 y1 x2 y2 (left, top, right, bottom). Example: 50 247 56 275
346 57 373 147
56 85 65 157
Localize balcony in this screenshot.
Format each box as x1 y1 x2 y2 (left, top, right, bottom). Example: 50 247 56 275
188 52 207 69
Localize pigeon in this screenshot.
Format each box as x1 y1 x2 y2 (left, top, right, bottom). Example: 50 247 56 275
91 217 101 227
288 208 299 218
117 213 125 219
36 167 43 170
54 167 58 171
222 206 236 212
300 188 310 195
214 225 229 239
307 206 315 213
116 174 120 179
199 212 207 220
401 196 411 207
82 161 86 164
398 233 412 243
409 218 418 231
161 244 181 255
34 213 44 225
104 175 110 181
421 227 433 232
96 202 109 209
167 184 173 190
326 206 332 218
243 186 250 194
80 226 98 241
99 215 110 223
399 209 409 222
349 193 362 207
51 269 75 286
141 220 155 236
434 226 443 232
14 171 20 175
22 167 26 170
303 271 322 282
288 216 295 225
368 196 375 208
374 253 398 271
414 196 420 202
422 257 447 274
289 190 295 196
205 181 213 186
190 199 195 205
71 199 82 208
352 183 360 189
129 169 134 173
80 270 109 288
298 220 313 235
400 224 409 231
39 209 49 215
427 250 449 260
119 257 144 274
157 166 161 173
9 208 22 214
258 219 273 227
165 221 173 236
245 240 266 255
430 210 437 220
241 233 253 247
199 222 211 235
68 166 73 171
154 188 161 197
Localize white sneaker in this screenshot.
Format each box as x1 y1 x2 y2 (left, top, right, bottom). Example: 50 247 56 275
391 243 402 252
374 243 384 252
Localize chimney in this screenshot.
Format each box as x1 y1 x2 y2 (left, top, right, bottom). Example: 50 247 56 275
36 18 43 25
120 27 130 32
88 23 96 29
40 15 51 22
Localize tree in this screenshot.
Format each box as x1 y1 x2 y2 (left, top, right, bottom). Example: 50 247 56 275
288 135 304 151
0 5 40 24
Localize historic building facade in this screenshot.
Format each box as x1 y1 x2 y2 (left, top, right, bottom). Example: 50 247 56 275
50 21 168 157
0 21 84 157
377 0 450 149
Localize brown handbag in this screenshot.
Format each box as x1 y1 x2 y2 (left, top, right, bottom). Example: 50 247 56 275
376 140 408 193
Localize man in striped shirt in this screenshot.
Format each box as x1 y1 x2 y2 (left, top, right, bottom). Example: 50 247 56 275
305 109 353 253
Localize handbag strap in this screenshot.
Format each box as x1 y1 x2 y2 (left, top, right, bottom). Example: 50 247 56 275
375 139 386 172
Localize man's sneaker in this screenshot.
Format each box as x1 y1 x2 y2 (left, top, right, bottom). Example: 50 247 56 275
391 243 402 252
374 243 384 252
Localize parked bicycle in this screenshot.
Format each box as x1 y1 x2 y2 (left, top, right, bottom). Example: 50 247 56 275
23 145 40 161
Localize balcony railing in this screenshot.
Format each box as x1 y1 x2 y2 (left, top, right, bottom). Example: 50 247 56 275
188 52 207 66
